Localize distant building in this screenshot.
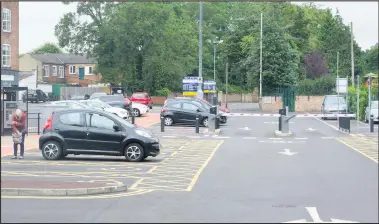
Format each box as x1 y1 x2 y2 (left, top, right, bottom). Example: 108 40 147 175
19 53 102 87
1 2 20 89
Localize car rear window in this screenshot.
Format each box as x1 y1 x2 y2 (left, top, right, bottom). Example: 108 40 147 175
325 96 346 104
132 93 146 98
28 90 36 94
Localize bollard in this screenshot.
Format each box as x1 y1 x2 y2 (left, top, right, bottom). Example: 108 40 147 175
215 116 220 129
279 116 282 131
129 101 135 124
212 96 218 106
195 115 200 133
160 116 165 132
370 115 374 133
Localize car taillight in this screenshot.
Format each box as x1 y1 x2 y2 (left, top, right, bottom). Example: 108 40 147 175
161 107 168 112
44 114 54 130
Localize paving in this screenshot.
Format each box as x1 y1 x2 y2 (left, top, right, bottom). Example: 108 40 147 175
1 105 378 223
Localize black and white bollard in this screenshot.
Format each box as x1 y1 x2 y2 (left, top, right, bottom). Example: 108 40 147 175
195 115 200 134
370 115 374 133
161 116 165 132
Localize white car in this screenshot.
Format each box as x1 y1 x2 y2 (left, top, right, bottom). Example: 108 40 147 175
49 100 89 109
107 101 149 117
79 100 129 119
364 101 378 123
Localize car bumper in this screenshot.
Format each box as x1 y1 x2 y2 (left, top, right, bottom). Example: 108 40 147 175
27 96 38 101
220 116 227 123
144 141 160 157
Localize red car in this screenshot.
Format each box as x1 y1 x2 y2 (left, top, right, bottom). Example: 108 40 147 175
131 92 153 109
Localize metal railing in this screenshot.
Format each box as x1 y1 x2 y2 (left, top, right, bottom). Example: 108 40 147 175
27 112 41 135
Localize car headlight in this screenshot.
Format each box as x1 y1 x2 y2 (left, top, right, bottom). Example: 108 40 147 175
135 130 152 138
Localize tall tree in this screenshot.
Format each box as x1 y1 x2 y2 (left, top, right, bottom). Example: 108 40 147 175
31 42 62 54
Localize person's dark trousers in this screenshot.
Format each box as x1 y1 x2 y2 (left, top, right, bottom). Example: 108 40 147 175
13 132 26 157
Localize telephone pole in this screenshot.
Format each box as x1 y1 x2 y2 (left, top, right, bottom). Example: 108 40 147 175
351 22 355 88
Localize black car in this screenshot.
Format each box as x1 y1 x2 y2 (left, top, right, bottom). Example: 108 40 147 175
172 97 227 123
39 108 160 162
97 95 131 111
23 89 48 103
161 98 226 127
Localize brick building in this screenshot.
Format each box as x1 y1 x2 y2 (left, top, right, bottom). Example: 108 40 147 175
1 1 20 88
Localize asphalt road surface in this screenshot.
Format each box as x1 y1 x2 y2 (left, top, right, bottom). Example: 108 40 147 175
1 113 378 223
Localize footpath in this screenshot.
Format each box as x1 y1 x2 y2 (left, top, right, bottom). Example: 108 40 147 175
1 113 160 197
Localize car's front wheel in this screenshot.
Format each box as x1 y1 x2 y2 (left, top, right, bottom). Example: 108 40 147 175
164 116 174 126
42 141 63 160
124 143 145 162
133 108 140 117
202 117 209 127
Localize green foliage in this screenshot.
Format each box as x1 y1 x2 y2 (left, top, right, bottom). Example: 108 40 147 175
296 76 335 95
54 2 374 95
347 86 368 120
31 42 62 54
156 88 171 97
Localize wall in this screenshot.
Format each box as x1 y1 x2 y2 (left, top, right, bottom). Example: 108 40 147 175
217 92 257 103
65 64 101 86
261 95 325 113
1 2 19 71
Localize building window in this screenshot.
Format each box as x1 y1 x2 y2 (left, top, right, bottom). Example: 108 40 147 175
52 66 57 76
43 65 49 77
69 65 76 74
89 66 93 74
1 44 11 67
59 66 64 78
2 8 11 32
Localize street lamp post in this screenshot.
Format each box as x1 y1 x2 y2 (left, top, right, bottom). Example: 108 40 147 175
207 39 224 81
197 1 204 100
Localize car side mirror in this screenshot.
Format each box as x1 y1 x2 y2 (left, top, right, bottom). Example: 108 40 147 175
196 108 202 112
113 125 120 131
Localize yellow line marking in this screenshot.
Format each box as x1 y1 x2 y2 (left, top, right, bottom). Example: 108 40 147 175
186 140 224 191
1 145 39 157
336 138 378 164
147 166 158 174
171 152 178 157
128 178 144 190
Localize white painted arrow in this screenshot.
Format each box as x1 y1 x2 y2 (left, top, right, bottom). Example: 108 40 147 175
278 148 298 156
306 128 316 131
239 127 251 131
283 207 358 223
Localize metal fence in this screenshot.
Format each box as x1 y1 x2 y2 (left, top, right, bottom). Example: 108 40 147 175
60 87 107 100
27 113 41 134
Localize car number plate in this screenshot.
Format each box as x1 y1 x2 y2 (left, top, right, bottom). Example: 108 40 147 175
28 94 33 97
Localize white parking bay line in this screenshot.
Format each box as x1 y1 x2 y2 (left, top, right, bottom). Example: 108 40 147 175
162 136 178 138
269 138 282 140
188 136 202 138
294 137 308 140
243 137 257 139
214 136 230 139
321 137 335 139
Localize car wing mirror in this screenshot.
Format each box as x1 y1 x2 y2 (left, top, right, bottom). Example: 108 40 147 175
113 125 120 132
196 108 202 112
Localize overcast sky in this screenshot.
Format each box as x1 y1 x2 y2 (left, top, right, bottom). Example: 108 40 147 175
19 1 378 54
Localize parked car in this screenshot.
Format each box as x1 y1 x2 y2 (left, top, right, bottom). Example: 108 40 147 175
97 95 149 117
168 97 228 123
364 100 378 123
321 95 347 120
39 108 160 162
90 92 107 99
80 100 129 120
71 94 90 100
49 100 90 109
131 92 153 109
23 89 48 103
161 98 227 127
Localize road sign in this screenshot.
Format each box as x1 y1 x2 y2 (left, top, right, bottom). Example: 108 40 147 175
284 207 358 223
336 78 348 93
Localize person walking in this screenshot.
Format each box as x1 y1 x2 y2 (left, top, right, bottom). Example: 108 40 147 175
11 109 27 159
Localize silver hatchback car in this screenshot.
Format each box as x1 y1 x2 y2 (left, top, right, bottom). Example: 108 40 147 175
321 95 347 120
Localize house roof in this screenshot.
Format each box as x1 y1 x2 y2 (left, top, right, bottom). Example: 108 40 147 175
30 53 97 65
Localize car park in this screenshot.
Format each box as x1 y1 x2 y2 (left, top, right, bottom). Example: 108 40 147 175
364 100 378 123
321 95 347 120
22 89 48 103
131 92 153 109
97 95 149 117
39 108 160 162
49 100 90 109
80 100 129 120
161 98 226 127
167 97 228 123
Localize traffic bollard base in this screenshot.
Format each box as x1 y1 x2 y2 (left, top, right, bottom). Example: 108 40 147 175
274 130 293 137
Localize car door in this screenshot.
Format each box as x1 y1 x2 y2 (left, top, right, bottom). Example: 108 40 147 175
167 102 183 123
56 111 87 150
85 112 122 153
180 102 199 124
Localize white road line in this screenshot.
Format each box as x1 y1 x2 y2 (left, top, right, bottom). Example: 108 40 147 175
321 137 335 139
162 136 177 138
312 116 350 135
269 138 282 140
294 137 308 140
188 136 202 138
214 136 230 139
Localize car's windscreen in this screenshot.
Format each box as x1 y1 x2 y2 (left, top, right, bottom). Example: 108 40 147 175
132 94 146 98
28 90 36 94
108 103 124 108
325 97 346 105
99 95 124 102
371 101 378 109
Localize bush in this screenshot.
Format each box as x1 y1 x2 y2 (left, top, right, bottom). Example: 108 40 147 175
347 86 369 120
156 88 170 97
296 76 335 95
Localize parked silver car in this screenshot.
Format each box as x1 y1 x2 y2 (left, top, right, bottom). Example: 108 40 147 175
321 95 347 120
364 101 378 123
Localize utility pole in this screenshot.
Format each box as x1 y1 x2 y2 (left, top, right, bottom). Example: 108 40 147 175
225 59 229 108
368 75 372 130
259 12 263 107
35 65 38 89
337 52 340 115
213 44 216 81
196 1 204 100
351 22 355 88
356 74 360 133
